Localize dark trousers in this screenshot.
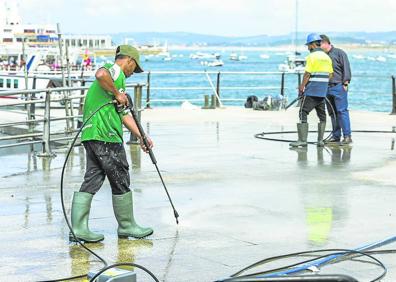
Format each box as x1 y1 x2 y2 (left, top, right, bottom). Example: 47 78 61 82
299 95 326 123
80 141 130 195
326 84 352 138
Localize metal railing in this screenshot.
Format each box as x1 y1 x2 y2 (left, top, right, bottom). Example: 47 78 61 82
0 83 144 155
1 70 395 154
140 71 396 113
143 71 295 109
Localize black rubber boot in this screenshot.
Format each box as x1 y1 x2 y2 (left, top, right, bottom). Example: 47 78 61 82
317 122 326 147
290 123 308 147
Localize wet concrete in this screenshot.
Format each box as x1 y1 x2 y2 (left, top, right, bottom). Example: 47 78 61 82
1 107 396 281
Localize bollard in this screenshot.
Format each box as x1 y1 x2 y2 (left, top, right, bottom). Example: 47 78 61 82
210 94 216 109
129 142 141 170
202 95 210 109
391 76 396 114
127 85 143 144
37 90 56 157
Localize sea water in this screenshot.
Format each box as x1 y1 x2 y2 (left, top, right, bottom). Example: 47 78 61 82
116 48 396 112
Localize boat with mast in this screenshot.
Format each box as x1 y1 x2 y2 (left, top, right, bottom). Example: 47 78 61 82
278 0 306 73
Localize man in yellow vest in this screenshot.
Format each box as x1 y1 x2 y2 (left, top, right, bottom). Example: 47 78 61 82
290 33 333 148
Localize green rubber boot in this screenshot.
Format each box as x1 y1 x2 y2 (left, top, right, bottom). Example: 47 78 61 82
290 123 308 147
69 192 104 243
112 191 154 239
317 122 326 147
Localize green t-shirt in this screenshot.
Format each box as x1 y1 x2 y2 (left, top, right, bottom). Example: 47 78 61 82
81 63 127 143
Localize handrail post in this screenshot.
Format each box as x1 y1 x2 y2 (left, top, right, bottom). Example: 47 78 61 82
37 90 56 158
30 75 36 121
127 85 142 144
78 79 85 128
297 72 302 107
66 43 75 130
280 72 285 97
216 71 221 107
146 71 151 109
391 75 396 115
64 91 72 133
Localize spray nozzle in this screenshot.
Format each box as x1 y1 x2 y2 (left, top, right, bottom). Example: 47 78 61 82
114 94 134 113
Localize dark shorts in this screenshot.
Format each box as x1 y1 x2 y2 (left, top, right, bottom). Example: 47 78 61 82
80 140 130 195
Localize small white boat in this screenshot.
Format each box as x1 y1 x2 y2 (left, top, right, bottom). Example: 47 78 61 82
207 60 224 67
352 54 365 60
278 55 305 73
229 53 239 61
190 52 219 60
260 54 270 59
229 53 247 61
376 56 386 62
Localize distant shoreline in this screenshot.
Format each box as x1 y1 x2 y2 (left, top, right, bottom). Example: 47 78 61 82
167 44 396 52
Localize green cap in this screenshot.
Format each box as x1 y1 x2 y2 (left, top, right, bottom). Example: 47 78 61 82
115 45 144 73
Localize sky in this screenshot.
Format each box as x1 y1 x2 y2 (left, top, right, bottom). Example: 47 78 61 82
11 0 396 36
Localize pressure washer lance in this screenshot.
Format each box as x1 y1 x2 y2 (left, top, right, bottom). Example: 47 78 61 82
285 96 302 110
118 94 179 224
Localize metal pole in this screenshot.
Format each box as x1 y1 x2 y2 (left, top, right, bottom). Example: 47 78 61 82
22 38 29 90
30 76 36 120
28 76 36 152
57 23 71 132
22 38 30 114
280 72 285 97
391 76 396 115
127 85 142 144
57 23 66 88
297 72 302 107
65 42 75 130
216 71 221 107
295 0 299 55
78 79 85 128
146 71 151 109
37 90 55 157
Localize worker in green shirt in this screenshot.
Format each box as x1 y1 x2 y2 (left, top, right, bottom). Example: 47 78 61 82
70 45 154 243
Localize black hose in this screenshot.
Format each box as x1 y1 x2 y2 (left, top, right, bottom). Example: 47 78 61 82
284 95 340 142
255 129 396 145
219 248 388 282
89 263 160 282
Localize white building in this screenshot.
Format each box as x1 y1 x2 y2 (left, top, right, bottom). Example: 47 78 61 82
63 34 112 49
0 0 113 49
